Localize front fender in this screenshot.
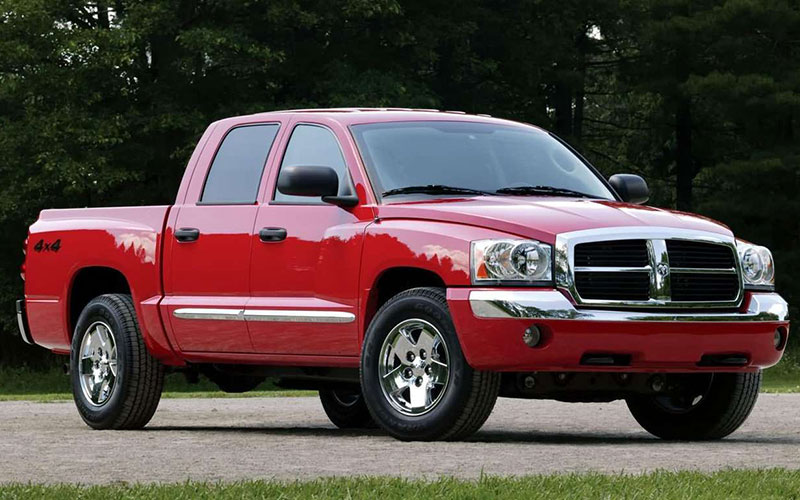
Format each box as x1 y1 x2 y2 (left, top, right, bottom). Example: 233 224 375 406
358 219 522 339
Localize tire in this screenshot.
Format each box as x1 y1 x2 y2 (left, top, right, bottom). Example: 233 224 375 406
626 371 761 440
319 388 375 429
360 287 500 441
70 294 164 430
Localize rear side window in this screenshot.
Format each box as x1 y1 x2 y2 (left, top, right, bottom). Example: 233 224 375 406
201 124 280 203
274 124 352 203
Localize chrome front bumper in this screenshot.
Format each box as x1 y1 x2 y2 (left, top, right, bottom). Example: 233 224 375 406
469 291 789 322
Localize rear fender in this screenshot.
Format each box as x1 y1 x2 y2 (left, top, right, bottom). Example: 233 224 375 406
24 206 182 365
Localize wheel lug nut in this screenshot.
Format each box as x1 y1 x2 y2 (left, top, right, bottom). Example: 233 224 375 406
415 376 423 386
406 352 415 362
403 368 413 378
424 366 432 375
419 350 427 360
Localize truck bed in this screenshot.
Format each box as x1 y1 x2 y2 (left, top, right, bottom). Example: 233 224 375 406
24 206 171 352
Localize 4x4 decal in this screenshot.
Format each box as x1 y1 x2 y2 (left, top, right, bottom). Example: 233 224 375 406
33 238 61 253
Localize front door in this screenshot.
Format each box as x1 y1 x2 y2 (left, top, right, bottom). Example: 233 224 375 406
247 122 366 355
164 123 280 352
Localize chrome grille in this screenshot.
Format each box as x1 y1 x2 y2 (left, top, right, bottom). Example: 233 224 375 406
574 240 649 267
555 227 743 309
666 240 736 269
671 273 740 302
574 271 651 301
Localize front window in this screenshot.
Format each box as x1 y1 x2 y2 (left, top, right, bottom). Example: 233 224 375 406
274 124 353 204
351 121 615 201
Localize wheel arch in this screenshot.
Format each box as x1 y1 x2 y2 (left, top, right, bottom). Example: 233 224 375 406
363 266 447 334
67 266 131 339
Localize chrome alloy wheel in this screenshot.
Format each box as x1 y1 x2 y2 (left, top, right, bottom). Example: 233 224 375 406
78 321 118 407
378 318 450 416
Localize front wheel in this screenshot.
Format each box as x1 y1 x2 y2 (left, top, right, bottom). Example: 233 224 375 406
626 371 761 440
360 287 500 441
70 294 164 430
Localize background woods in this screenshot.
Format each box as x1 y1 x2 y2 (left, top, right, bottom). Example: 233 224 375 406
1 0 798 366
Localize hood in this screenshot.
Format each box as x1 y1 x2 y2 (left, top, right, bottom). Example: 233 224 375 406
375 196 732 244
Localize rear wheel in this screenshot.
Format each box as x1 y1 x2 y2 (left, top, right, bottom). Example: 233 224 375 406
70 294 164 430
319 387 374 428
360 287 500 441
626 371 761 440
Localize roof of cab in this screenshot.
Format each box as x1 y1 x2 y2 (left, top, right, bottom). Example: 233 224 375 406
220 107 542 130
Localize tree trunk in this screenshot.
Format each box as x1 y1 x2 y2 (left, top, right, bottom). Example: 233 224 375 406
572 29 588 142
96 2 110 29
573 87 584 142
675 96 693 211
554 81 573 138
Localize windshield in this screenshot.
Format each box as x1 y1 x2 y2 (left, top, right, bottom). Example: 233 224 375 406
350 121 615 201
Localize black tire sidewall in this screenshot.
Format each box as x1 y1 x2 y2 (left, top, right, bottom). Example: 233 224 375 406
318 389 374 429
70 296 132 428
627 372 760 440
360 290 473 440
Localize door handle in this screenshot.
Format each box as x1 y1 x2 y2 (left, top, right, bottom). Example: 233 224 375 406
174 227 200 242
259 227 287 242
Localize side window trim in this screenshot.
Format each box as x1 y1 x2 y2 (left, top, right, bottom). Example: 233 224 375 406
198 122 281 205
270 122 355 205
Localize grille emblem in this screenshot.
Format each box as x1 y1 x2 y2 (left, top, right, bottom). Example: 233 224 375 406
656 263 669 277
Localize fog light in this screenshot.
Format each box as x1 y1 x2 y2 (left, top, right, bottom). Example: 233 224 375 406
774 327 787 350
522 325 541 347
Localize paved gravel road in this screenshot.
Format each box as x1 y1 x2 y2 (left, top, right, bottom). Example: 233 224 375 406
1 394 799 484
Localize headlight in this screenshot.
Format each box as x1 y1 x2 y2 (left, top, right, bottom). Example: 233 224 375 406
472 239 553 284
736 239 775 288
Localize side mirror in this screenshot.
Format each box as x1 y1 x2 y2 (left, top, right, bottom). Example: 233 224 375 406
277 165 339 197
276 165 359 207
609 174 649 205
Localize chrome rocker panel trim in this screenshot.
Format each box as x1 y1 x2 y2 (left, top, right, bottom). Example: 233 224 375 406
469 290 789 322
173 308 355 323
173 308 245 321
243 310 355 323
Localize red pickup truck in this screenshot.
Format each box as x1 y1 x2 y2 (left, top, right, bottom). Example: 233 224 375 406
17 109 789 441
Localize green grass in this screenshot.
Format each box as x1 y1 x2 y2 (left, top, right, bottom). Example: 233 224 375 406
1 357 798 402
761 353 800 393
0 367 312 402
2 470 800 499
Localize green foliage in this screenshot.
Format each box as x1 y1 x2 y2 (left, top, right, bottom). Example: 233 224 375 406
0 0 798 365
3 470 800 499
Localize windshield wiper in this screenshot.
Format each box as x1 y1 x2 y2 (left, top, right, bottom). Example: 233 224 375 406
494 185 599 199
382 184 496 198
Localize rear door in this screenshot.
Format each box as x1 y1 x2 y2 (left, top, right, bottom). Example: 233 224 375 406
163 122 282 352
